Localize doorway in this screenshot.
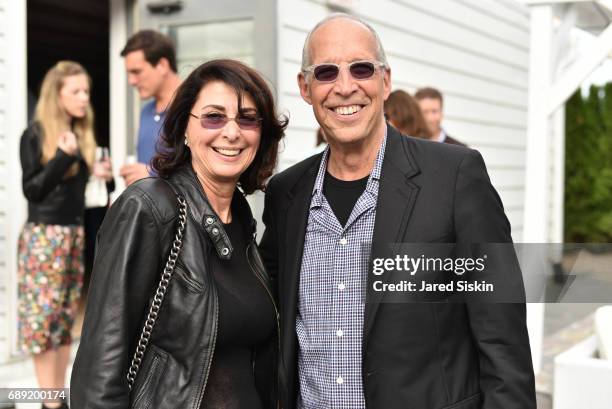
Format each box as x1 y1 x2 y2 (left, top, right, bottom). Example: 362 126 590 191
26 0 111 318
27 0 110 146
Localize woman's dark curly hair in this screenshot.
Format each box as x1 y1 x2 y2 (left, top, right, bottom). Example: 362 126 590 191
152 59 287 194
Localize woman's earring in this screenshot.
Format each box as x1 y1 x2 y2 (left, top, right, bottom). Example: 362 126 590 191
184 134 189 146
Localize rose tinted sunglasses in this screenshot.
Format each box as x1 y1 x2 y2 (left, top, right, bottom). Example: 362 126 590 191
303 60 386 83
189 112 262 130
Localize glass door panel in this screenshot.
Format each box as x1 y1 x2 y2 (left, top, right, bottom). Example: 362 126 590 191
167 19 255 77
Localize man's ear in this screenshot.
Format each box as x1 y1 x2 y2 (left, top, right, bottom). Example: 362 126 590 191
382 67 392 101
156 57 171 75
298 72 312 105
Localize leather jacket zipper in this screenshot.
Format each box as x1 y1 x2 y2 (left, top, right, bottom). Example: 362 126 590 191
246 240 282 409
190 219 279 408
195 247 219 409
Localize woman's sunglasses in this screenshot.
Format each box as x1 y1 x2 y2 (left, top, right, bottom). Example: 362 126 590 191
189 112 262 130
303 60 386 83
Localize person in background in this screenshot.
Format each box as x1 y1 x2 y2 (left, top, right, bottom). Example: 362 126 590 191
18 61 112 409
384 89 432 139
415 86 466 146
119 29 181 185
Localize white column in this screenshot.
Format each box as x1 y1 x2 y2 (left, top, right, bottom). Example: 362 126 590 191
110 0 130 200
524 4 554 374
548 3 576 247
551 107 565 245
3 0 28 361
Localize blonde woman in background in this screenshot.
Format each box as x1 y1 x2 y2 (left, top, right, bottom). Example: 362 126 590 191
18 61 112 409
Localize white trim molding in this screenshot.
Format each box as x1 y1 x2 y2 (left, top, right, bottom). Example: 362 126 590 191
2 0 27 363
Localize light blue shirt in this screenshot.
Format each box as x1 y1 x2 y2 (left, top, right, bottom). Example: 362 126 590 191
137 100 165 166
437 128 447 143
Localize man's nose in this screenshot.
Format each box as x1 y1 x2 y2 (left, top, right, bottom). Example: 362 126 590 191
333 66 358 96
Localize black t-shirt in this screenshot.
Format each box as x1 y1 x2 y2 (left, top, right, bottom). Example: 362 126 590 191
201 214 275 409
323 171 369 227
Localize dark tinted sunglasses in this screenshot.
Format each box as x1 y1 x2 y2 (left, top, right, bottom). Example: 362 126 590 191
303 60 386 83
189 112 262 130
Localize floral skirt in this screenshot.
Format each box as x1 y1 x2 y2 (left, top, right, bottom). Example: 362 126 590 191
17 223 84 354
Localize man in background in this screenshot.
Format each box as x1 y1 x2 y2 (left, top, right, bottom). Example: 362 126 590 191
119 30 181 185
415 86 466 146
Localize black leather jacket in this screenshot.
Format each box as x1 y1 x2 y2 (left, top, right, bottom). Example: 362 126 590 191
20 122 88 225
71 166 279 409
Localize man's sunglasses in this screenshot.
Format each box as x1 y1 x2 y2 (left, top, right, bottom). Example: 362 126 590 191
189 112 262 130
303 60 386 83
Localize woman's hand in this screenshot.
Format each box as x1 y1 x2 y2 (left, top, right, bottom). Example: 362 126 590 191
93 157 113 182
58 131 78 156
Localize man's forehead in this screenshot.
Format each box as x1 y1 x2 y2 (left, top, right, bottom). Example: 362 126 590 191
125 50 151 67
308 18 378 63
420 98 442 107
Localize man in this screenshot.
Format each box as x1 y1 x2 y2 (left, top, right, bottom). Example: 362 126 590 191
119 30 181 185
415 86 466 146
260 14 535 409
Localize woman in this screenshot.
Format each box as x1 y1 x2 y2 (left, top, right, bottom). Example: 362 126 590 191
384 89 433 139
71 59 286 409
18 61 112 409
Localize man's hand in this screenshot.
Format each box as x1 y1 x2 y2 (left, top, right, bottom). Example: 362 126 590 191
120 162 149 186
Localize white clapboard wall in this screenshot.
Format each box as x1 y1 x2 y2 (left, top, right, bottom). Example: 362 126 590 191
275 0 530 242
0 0 27 365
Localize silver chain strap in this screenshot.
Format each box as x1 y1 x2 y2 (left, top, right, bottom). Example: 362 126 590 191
127 195 187 391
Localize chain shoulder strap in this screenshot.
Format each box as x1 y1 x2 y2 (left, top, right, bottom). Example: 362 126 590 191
126 194 187 391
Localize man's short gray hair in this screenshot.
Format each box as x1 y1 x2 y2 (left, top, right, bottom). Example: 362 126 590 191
301 13 388 72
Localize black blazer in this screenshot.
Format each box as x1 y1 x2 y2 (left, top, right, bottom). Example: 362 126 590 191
260 125 535 409
444 134 467 147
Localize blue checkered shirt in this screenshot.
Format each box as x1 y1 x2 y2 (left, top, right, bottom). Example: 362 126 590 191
296 134 387 409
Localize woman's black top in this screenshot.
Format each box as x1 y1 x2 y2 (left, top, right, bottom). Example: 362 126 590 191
20 122 88 225
201 212 276 409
